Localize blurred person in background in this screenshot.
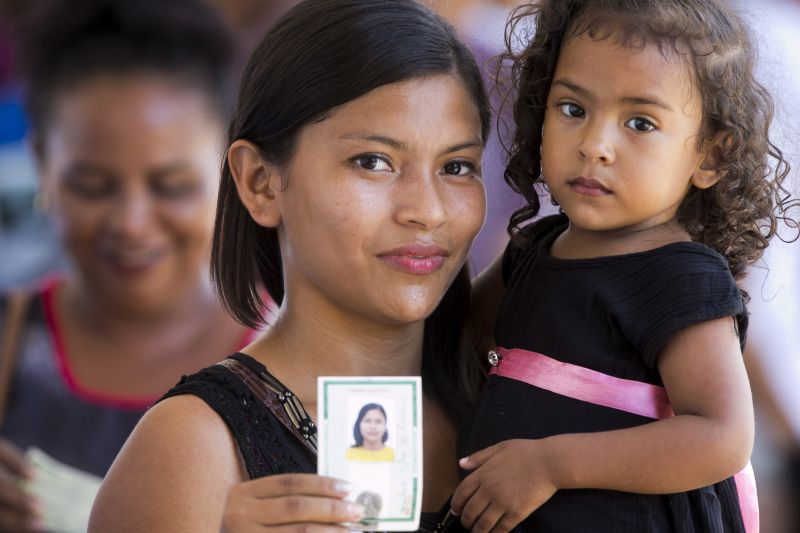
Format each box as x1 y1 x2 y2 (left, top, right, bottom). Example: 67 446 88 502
203 0 302 79
0 0 256 530
0 1 66 289
736 1 800 532
434 0 533 275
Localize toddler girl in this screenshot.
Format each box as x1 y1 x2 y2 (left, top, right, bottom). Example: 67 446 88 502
453 1 796 532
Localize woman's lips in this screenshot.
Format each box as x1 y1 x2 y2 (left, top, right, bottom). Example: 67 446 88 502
568 176 612 196
378 244 449 275
101 247 168 274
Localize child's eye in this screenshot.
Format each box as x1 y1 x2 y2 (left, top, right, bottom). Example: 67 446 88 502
351 154 392 172
625 117 656 132
442 160 476 177
557 103 585 119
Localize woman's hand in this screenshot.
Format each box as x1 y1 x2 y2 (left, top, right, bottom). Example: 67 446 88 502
0 439 40 532
221 474 364 533
450 439 557 533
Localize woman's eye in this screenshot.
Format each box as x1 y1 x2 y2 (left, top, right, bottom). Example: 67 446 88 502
557 103 585 119
442 160 475 177
625 117 656 132
152 182 201 199
351 154 392 171
64 178 115 199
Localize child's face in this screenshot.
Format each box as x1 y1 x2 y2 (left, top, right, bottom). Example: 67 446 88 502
541 34 710 236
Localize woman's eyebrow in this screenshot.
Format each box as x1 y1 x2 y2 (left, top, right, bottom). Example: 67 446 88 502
441 140 482 155
340 133 406 150
64 160 116 178
340 132 481 154
148 162 194 179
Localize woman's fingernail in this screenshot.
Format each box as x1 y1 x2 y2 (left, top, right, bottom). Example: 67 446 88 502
349 502 365 520
335 480 353 494
459 456 469 465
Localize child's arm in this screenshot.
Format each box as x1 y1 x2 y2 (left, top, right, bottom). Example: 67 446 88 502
451 316 754 533
471 254 505 348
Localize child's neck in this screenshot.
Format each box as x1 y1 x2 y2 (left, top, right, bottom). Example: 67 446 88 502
551 217 691 260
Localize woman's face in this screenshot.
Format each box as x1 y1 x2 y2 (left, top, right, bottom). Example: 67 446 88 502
360 408 387 446
39 75 224 312
275 74 486 328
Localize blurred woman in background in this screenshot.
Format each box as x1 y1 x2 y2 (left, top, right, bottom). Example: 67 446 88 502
0 0 254 530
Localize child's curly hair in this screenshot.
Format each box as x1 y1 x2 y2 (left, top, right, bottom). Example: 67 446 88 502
500 0 795 282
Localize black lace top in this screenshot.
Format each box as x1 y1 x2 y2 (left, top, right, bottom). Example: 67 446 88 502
162 353 315 478
161 353 456 532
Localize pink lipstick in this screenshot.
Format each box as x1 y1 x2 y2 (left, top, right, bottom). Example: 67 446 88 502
378 244 448 275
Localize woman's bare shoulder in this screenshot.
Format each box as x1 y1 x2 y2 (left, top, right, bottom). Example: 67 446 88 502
89 394 243 532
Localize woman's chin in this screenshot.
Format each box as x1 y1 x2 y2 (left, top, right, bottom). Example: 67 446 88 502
382 290 446 323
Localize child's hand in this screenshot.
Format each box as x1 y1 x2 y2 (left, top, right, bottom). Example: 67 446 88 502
450 439 557 533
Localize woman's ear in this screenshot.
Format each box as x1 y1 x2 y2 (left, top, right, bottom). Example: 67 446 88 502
228 139 284 228
690 133 728 190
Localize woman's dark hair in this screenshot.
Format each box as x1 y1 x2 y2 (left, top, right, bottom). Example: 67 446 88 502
18 0 234 140
500 0 796 286
212 0 489 424
352 403 389 447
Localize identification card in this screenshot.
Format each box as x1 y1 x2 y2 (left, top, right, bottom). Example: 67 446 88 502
317 376 423 531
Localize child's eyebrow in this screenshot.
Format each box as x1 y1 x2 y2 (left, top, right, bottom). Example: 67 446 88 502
551 79 675 112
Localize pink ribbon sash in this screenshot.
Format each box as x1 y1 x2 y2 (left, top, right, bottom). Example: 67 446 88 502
490 347 759 533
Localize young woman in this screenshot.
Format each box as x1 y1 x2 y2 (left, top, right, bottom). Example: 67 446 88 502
90 1 490 531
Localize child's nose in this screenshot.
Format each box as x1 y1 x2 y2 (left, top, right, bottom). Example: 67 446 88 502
578 122 616 164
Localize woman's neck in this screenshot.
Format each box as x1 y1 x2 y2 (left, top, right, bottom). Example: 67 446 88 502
64 274 218 335
245 298 425 412
362 440 384 451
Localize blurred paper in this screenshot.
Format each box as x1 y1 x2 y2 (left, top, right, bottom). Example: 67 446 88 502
22 447 102 533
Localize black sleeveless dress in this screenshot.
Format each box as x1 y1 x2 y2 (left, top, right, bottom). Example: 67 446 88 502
162 353 458 532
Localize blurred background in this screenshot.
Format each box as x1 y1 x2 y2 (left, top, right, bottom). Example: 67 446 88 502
0 0 798 531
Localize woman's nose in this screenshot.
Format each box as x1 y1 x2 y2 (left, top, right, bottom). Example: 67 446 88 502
108 186 155 239
394 171 447 230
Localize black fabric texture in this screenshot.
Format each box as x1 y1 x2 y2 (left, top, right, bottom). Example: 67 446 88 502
466 214 748 532
162 353 447 531
161 353 315 479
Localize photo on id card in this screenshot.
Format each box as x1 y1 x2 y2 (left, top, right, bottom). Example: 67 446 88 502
317 376 422 531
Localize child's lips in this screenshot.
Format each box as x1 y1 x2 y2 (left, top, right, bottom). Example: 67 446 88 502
568 176 612 196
